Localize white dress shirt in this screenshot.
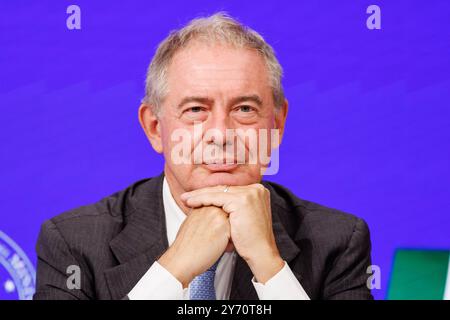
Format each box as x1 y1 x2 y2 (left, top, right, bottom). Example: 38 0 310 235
128 177 310 300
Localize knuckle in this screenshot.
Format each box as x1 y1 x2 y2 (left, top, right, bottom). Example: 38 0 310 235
254 183 269 197
255 183 265 191
206 206 226 220
210 206 224 214
242 193 252 203
211 215 227 232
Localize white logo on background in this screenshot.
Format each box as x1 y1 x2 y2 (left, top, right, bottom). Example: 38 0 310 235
0 230 36 300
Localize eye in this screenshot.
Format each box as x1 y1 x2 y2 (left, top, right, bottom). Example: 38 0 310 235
183 106 208 115
182 105 208 122
237 105 255 113
188 106 204 113
232 105 258 124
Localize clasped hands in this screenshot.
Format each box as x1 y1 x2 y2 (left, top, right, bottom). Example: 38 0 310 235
158 184 285 288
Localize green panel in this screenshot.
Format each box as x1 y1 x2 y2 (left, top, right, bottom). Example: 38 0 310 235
388 249 449 300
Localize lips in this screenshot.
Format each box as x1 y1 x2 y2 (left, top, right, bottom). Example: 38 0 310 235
202 162 239 172
203 158 236 165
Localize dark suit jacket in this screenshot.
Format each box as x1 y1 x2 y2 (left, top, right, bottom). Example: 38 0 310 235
33 173 373 300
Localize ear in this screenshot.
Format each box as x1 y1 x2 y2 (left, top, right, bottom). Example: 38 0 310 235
138 103 163 154
273 99 288 147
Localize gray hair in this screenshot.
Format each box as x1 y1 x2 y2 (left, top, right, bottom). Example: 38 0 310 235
142 12 285 113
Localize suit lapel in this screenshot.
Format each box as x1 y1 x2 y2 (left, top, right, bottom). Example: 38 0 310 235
229 181 302 300
104 173 169 300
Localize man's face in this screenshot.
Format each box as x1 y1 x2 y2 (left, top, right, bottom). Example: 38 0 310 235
150 42 287 193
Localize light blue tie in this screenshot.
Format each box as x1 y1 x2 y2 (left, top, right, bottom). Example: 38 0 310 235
190 260 219 300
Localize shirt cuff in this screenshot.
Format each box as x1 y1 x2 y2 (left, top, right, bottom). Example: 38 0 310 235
128 261 188 300
252 261 310 300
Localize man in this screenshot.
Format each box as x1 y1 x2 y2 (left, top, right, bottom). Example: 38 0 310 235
34 12 373 300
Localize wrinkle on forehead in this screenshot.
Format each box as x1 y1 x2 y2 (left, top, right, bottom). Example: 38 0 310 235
165 42 273 101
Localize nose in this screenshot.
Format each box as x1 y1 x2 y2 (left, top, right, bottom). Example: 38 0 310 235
203 108 233 147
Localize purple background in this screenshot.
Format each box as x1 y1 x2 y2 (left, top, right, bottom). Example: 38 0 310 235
1 1 449 300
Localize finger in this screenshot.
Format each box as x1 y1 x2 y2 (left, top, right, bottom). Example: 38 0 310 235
181 185 238 200
184 192 237 212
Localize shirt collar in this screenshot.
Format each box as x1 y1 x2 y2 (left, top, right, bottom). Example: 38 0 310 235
162 177 187 246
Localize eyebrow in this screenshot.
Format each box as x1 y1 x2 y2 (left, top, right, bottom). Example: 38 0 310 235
177 96 214 109
177 94 263 109
229 94 263 107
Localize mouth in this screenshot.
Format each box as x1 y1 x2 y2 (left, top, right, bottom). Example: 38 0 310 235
202 159 239 172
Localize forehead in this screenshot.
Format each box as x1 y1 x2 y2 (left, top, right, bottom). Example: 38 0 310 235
166 42 271 98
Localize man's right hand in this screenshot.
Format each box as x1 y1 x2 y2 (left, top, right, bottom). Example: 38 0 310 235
157 206 230 288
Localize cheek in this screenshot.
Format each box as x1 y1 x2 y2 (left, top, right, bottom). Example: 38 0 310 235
240 120 276 158
160 120 189 150
246 115 276 139
160 121 200 170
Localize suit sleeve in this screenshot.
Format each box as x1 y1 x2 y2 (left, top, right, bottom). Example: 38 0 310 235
33 219 93 300
323 218 374 300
